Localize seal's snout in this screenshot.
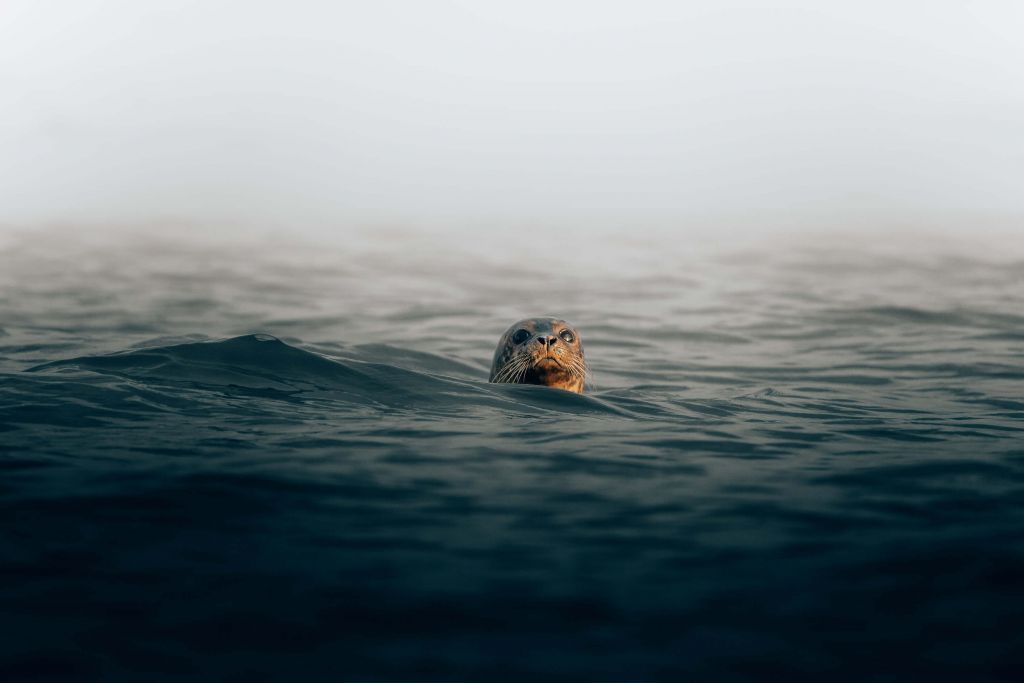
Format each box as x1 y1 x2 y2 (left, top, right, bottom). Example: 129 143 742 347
536 335 558 348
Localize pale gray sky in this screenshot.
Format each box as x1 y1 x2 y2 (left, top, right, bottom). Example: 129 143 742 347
2 1 1023 236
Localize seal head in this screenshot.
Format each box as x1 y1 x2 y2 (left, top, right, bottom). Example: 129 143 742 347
489 318 586 393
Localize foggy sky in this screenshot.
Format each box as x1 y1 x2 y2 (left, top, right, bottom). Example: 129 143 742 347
2 1 1023 235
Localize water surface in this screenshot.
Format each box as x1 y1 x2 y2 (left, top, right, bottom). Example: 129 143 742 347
2 229 1023 681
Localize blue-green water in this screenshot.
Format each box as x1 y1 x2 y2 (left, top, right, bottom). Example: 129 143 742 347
1 230 1023 681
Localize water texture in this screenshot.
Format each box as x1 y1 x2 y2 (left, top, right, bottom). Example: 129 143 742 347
1 229 1023 681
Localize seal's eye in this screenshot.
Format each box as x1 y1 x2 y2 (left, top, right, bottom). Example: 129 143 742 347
511 329 530 345
559 330 575 344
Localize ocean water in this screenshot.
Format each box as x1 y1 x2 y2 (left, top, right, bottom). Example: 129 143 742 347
1 228 1023 681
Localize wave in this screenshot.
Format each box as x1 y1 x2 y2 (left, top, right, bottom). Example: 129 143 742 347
26 334 624 417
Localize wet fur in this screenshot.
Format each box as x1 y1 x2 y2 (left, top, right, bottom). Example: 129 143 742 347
489 317 587 393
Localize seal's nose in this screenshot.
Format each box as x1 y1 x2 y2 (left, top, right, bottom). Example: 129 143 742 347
538 335 557 348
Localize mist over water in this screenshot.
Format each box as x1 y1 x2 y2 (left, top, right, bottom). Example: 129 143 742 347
2 229 1023 680
4 1 1024 231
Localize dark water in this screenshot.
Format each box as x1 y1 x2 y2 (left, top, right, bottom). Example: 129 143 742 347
2 229 1023 681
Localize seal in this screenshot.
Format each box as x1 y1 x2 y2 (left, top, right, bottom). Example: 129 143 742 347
489 318 587 393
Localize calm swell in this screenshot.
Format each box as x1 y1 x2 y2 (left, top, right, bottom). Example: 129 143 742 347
1 230 1023 681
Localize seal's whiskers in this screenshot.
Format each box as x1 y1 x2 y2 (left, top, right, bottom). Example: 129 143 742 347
493 353 530 384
